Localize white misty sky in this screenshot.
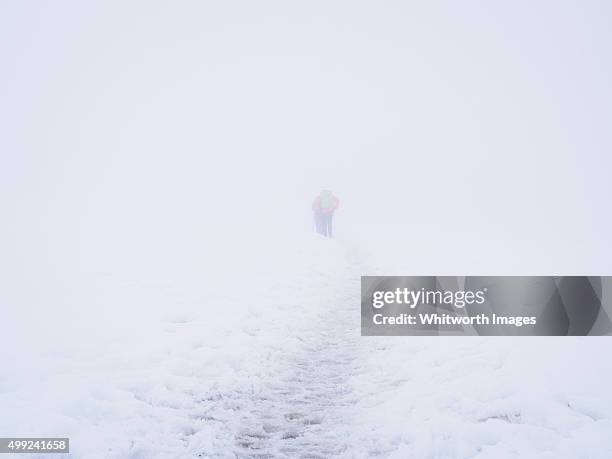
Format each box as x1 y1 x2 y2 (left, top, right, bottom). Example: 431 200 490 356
2 1 612 283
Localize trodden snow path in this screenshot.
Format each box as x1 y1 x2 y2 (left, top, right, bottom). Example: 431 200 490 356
234 305 360 458
197 244 366 458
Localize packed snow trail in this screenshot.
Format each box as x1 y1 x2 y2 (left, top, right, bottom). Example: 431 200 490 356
195 241 366 458
233 288 360 458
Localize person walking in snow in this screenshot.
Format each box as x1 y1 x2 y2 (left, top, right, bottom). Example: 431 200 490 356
312 190 339 237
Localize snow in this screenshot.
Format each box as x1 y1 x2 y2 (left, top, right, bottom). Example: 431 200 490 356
349 337 612 458
1 227 611 458
2 4 612 455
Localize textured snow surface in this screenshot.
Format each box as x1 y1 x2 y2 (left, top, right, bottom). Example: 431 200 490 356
1 234 612 458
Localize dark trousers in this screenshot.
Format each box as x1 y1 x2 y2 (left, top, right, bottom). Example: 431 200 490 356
317 212 333 237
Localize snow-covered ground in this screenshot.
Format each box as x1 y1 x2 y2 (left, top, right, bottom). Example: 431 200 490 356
1 228 612 458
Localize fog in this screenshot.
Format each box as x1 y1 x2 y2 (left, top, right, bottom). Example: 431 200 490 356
3 1 612 307
3 3 612 456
